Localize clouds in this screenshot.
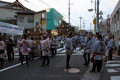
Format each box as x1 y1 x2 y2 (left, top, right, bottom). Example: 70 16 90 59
0 0 119 30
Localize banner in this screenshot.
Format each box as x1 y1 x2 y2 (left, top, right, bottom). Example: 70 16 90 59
0 22 24 35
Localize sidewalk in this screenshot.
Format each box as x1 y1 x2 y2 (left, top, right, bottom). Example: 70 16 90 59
81 62 101 80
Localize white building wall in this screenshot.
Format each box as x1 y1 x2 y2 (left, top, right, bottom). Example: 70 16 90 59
34 12 47 32
110 0 120 46
17 15 34 29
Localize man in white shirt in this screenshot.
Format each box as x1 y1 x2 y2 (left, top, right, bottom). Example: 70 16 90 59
65 33 73 68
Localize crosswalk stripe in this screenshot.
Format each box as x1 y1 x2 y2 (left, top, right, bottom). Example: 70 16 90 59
106 64 120 67
110 76 120 80
107 69 119 73
57 48 64 52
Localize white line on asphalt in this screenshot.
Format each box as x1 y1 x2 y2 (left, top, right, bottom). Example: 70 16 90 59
106 64 120 67
107 69 119 73
106 61 120 63
57 48 64 51
0 57 39 73
61 50 66 53
76 47 80 50
110 76 120 80
14 53 19 56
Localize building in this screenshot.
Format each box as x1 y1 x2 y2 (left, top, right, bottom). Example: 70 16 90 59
99 19 108 35
0 0 63 35
16 8 63 35
110 0 120 45
34 8 63 34
0 0 33 25
16 11 34 33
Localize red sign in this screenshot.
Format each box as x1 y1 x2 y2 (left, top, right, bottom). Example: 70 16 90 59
107 18 110 33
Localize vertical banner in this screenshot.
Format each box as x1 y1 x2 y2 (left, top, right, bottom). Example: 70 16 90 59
107 18 110 33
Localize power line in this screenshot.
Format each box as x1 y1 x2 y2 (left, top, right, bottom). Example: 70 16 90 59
24 0 41 10
24 0 79 26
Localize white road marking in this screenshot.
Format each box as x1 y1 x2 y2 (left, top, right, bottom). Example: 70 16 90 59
106 64 120 67
57 48 64 51
106 61 120 64
56 53 83 56
76 47 80 50
14 53 19 56
0 57 39 73
110 76 120 80
107 69 119 73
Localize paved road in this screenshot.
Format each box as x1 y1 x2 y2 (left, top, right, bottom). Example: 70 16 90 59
0 47 88 80
1 47 120 80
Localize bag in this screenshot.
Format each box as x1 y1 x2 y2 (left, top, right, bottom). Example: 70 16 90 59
0 50 5 54
104 56 108 62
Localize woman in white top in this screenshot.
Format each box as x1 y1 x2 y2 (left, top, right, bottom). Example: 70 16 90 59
0 36 6 69
21 34 30 66
40 36 50 67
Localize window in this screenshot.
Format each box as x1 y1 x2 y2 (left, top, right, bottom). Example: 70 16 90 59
36 22 39 26
20 17 24 22
28 16 34 23
42 13 45 18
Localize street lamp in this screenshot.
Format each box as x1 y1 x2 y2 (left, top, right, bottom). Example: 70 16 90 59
45 9 50 12
88 9 94 12
62 17 65 20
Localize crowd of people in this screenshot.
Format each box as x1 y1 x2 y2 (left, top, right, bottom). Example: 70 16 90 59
0 32 119 73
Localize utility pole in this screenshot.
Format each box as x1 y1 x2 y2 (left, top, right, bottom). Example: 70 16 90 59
97 0 99 32
79 16 82 32
68 0 70 26
94 0 97 33
83 20 85 30
90 23 92 32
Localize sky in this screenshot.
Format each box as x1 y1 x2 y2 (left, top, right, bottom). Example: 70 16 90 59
1 0 119 30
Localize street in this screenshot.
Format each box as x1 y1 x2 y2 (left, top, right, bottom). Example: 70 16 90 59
0 47 89 80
